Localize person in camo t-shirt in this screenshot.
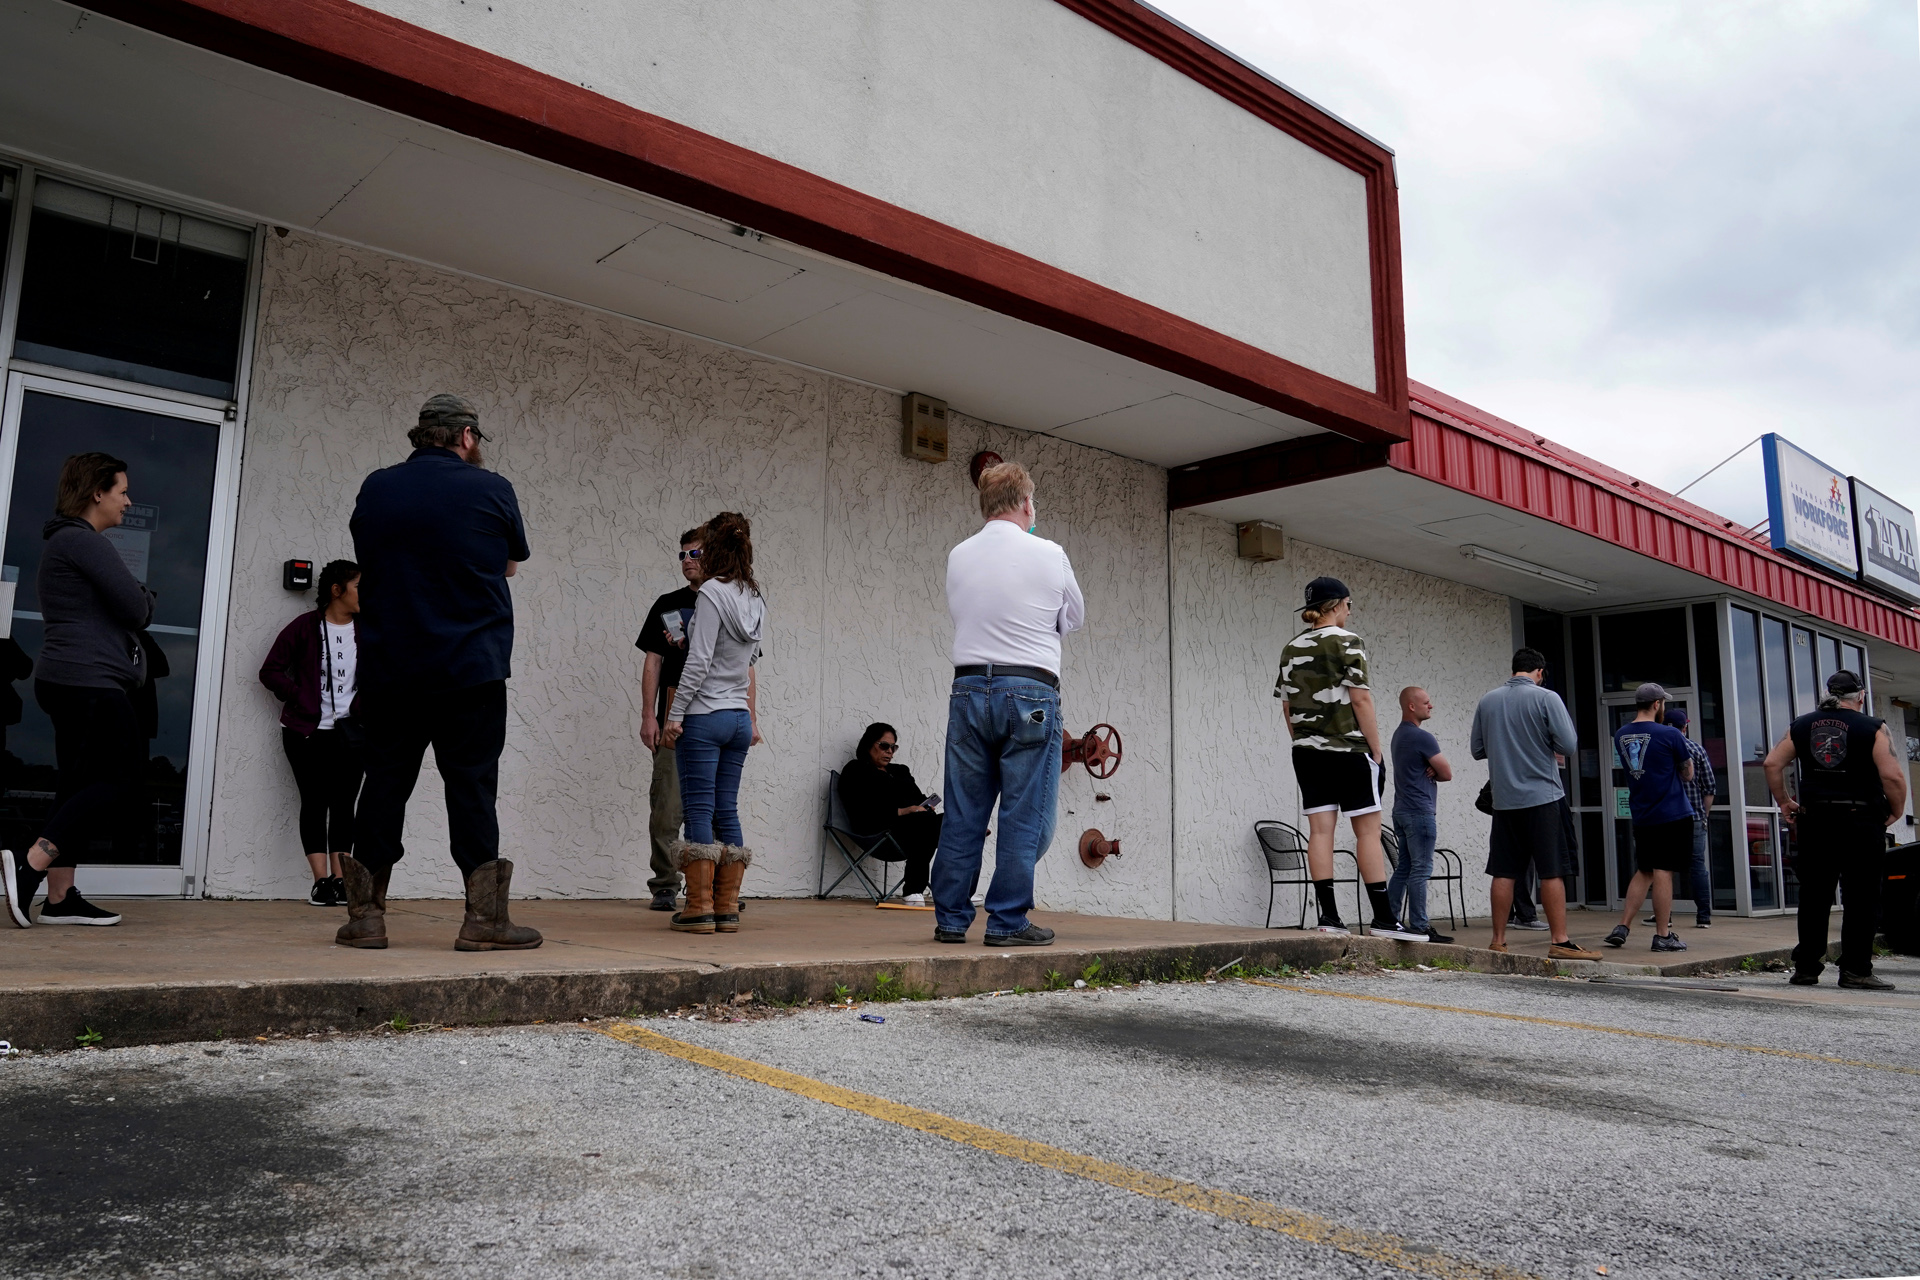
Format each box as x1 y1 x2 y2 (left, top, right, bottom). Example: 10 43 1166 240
1275 576 1421 939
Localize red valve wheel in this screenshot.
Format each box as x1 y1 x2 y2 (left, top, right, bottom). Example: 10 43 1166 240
1083 723 1122 779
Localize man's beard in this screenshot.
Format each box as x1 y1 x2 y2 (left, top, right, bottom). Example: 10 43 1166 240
466 442 484 467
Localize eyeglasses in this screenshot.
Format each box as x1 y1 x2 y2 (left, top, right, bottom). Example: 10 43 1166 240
678 548 703 561
876 742 898 753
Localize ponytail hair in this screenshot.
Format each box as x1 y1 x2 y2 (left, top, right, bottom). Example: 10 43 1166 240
316 559 360 609
698 511 758 594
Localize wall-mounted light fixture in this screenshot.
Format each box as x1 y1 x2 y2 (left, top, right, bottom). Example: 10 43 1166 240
1458 544 1598 594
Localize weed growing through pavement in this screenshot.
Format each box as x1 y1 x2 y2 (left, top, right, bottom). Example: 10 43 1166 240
74 1027 103 1048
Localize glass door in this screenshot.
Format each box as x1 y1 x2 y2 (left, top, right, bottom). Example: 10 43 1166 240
1604 696 1688 904
0 373 233 895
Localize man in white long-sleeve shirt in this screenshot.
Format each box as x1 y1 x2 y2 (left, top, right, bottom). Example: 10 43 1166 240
931 462 1085 946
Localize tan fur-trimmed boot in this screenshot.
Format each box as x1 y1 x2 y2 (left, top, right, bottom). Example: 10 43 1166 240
455 859 544 951
334 854 391 949
670 841 721 933
713 845 753 932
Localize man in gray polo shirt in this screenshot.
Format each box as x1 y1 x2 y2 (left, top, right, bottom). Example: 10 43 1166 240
1470 647 1600 959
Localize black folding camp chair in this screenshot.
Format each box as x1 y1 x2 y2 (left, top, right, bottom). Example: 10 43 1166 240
818 769 904 901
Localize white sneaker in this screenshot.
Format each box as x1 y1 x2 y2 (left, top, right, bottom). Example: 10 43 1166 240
903 893 926 906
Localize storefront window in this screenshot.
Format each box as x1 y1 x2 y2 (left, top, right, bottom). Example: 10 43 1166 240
1599 607 1691 693
1843 644 1867 688
14 178 251 398
1707 811 1736 913
1747 813 1779 910
1817 635 1842 688
1731 607 1768 804
1790 627 1819 715
1573 617 1600 806
1690 602 1728 804
1762 617 1792 740
1581 811 1607 906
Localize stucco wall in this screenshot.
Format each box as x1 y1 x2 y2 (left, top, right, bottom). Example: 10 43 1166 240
1168 512 1513 928
351 0 1376 390
210 230 1172 909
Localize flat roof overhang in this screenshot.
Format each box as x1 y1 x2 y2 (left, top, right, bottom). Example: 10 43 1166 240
1 0 1407 466
1178 383 1920 697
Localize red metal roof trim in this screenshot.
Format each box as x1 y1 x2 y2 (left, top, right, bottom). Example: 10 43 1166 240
1396 382 1920 653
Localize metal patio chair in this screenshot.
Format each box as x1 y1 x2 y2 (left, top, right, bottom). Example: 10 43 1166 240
1380 822 1464 931
1255 819 1361 929
818 769 903 901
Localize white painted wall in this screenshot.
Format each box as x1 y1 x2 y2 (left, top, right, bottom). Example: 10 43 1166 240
211 230 1172 908
352 0 1377 390
213 232 1508 927
1168 512 1513 928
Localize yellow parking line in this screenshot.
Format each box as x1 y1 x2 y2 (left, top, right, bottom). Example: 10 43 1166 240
596 1022 1535 1280
1243 979 1920 1076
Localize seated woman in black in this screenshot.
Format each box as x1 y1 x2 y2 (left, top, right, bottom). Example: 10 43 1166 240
838 721 941 906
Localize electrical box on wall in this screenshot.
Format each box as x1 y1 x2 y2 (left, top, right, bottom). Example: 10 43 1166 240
1237 521 1285 562
283 559 314 591
901 391 949 462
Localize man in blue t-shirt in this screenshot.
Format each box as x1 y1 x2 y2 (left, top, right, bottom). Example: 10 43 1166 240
1605 682 1694 953
338 394 541 954
1387 686 1453 942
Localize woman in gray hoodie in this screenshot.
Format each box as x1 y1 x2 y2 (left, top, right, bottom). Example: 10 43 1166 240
661 511 764 934
3 452 155 929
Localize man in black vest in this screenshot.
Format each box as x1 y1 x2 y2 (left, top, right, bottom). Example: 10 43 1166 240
1763 670 1907 989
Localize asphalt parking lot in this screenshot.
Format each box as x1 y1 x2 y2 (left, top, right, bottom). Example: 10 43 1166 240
4 957 1917 1280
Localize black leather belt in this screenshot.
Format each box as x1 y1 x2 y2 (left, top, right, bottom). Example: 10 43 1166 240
954 664 1059 689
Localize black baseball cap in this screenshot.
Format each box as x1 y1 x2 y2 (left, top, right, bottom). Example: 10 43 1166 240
1301 576 1351 613
1826 670 1865 697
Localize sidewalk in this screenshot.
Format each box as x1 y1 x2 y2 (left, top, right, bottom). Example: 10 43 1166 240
1434 907 1822 977
0 898 1831 1050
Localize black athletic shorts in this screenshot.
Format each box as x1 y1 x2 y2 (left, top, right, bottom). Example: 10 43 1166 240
1631 817 1694 874
1292 747 1382 816
1485 800 1567 881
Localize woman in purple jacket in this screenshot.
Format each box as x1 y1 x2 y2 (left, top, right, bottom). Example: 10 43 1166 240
260 560 364 906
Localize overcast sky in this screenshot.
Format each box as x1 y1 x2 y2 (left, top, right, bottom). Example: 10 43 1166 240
1156 0 1920 526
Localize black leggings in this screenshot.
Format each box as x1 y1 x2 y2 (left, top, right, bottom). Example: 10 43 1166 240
282 726 364 855
36 681 145 867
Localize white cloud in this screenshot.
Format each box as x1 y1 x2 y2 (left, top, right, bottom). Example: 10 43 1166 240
1155 0 1920 515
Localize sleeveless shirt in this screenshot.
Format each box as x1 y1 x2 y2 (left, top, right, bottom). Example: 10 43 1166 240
1788 706 1886 809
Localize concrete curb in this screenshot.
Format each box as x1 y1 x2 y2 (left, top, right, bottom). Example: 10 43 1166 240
0 933 1559 1050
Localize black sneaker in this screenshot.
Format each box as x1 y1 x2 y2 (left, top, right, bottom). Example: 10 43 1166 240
1510 919 1549 931
1651 931 1687 953
1838 971 1896 992
1314 918 1351 935
984 924 1055 947
648 890 679 912
1788 970 1820 986
1604 925 1630 948
934 929 967 943
1368 920 1428 941
36 889 121 926
3 848 45 928
1422 927 1454 944
326 876 347 905
307 879 334 907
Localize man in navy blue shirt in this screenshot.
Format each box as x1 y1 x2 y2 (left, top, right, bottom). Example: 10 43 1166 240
1605 682 1694 953
336 394 541 953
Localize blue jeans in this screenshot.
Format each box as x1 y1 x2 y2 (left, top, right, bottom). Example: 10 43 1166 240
930 674 1062 937
1388 809 1437 931
1688 818 1711 922
675 709 753 845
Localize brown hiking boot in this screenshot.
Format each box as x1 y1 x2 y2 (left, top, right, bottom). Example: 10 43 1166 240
713 845 753 932
334 855 391 949
454 860 543 952
670 842 721 933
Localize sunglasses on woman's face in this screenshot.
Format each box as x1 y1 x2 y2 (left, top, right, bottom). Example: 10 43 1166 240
678 548 703 561
877 741 898 753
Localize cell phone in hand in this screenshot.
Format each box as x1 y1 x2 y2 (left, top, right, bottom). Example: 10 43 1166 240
922 792 941 811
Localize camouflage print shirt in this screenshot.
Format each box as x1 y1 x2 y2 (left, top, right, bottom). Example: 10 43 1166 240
1275 626 1371 752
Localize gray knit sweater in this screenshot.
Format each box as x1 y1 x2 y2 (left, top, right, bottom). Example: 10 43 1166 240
36 516 155 690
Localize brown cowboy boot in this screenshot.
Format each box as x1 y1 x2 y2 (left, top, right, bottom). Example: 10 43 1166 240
670 841 721 933
712 845 752 933
454 859 543 951
334 854 390 949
